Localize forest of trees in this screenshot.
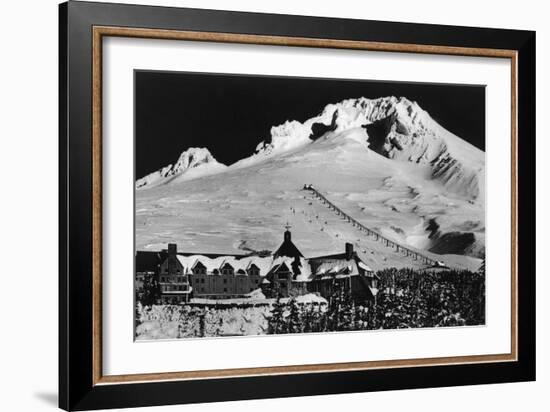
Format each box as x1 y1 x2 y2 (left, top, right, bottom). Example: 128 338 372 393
266 267 485 333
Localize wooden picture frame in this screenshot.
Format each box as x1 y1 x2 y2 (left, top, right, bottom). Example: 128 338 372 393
59 1 535 410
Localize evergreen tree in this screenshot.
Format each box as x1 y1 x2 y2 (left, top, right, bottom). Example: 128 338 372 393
478 258 486 277
318 304 328 332
268 295 287 334
198 309 207 337
135 302 144 329
302 304 315 333
287 298 303 333
339 293 355 331
139 273 160 306
353 303 369 330
326 283 347 331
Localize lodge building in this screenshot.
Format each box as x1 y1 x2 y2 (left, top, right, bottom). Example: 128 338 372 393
136 229 379 304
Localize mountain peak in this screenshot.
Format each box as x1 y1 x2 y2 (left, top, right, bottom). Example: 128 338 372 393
172 147 218 173
246 97 428 159
234 96 483 200
136 147 227 189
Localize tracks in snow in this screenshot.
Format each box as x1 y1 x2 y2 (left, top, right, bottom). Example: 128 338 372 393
303 186 444 267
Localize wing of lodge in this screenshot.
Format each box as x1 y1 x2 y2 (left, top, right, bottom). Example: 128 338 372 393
136 229 379 304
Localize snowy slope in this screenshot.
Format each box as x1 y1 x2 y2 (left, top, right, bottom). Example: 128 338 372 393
136 97 485 269
235 97 484 201
136 147 227 189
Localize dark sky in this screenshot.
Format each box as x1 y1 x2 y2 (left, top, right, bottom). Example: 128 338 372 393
135 71 485 179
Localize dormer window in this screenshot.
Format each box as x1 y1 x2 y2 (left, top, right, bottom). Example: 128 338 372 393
221 263 234 276
248 264 260 277
193 262 207 275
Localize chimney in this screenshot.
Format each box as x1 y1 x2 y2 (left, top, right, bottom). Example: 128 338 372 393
345 243 354 260
168 243 177 257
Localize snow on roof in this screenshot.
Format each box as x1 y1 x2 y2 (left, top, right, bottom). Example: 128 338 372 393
312 258 359 276
176 255 274 275
358 261 374 272
172 250 370 281
294 257 313 281
270 256 313 281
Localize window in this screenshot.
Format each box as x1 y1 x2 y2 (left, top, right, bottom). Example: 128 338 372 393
223 288 227 292
221 265 234 275
193 264 206 275
223 279 227 284
201 279 205 284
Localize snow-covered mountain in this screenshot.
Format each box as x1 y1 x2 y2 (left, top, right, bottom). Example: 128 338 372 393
136 97 485 268
136 147 227 189
236 96 484 201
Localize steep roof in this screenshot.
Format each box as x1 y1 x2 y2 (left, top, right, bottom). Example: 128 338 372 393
269 256 313 281
274 230 304 258
308 252 374 273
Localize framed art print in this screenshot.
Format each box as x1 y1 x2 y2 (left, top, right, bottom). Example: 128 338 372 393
59 1 536 410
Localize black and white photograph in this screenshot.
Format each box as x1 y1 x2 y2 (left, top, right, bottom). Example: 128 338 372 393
134 71 486 340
